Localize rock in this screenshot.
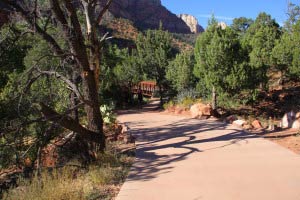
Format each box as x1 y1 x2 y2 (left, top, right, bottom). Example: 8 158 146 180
296 112 300 119
243 124 253 130
121 124 129 134
174 106 184 114
190 103 212 118
292 119 300 129
225 115 238 124
100 0 193 33
282 111 296 128
267 117 275 131
233 120 246 127
178 14 204 33
251 120 263 129
282 114 289 128
218 22 227 29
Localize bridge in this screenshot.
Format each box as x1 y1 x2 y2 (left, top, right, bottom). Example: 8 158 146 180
132 81 158 97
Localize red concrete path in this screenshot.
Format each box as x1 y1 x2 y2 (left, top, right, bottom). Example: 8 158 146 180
116 102 300 200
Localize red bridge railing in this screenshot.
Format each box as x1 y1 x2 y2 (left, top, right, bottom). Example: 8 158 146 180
132 81 158 97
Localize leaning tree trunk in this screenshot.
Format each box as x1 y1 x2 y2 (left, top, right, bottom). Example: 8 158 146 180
3 0 112 153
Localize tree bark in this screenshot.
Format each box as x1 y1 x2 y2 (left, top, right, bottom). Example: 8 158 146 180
3 0 112 151
40 103 101 143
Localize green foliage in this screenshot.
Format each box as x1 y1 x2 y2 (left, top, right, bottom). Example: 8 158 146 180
100 104 116 124
176 88 199 104
231 17 254 35
194 22 249 97
243 12 281 88
166 51 196 92
163 100 175 110
172 33 198 46
0 23 70 169
272 12 300 79
136 28 175 102
3 152 134 200
0 25 29 89
113 49 143 85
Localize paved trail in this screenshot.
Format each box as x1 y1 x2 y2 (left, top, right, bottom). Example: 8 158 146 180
116 102 300 200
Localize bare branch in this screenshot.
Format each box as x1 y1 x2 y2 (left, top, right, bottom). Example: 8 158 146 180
35 69 82 101
96 0 113 25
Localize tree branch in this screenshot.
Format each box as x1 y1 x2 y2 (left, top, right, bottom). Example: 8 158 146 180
96 0 113 25
39 103 102 143
2 0 65 56
35 69 94 106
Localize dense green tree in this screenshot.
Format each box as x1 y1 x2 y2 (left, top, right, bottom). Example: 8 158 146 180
194 20 249 108
272 31 293 76
136 27 174 104
231 17 254 35
0 25 29 89
243 12 281 89
0 0 114 168
166 51 195 92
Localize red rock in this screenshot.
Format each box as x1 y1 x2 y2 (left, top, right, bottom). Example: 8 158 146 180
190 103 212 118
174 106 183 114
252 120 263 129
100 0 193 34
296 112 300 119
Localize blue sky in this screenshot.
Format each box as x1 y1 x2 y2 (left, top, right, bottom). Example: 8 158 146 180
161 0 300 29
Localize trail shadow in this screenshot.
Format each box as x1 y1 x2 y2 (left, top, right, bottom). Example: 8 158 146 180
116 100 162 115
123 108 259 182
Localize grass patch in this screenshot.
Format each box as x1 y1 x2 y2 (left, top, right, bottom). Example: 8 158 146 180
3 151 134 200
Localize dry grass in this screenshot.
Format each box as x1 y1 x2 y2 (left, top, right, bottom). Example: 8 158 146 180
3 151 134 200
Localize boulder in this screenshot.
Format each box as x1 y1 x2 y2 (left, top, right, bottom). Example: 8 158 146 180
174 106 184 114
296 112 300 119
190 103 212 119
121 124 129 134
282 111 296 128
233 119 246 127
292 119 300 130
243 124 253 130
251 120 263 129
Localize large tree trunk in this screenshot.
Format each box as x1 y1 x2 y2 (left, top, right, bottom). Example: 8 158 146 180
3 0 112 153
82 71 105 149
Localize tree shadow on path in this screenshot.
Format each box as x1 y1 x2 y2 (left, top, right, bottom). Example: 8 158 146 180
119 102 259 182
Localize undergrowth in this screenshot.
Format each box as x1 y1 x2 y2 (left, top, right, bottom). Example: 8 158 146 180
3 151 134 200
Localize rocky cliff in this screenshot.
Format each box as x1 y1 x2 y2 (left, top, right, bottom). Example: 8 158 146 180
178 14 204 33
101 0 192 34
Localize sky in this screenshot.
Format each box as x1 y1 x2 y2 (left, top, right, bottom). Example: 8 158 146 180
161 0 300 29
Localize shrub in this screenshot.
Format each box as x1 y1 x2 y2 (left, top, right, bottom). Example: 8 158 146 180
100 104 116 124
3 151 134 200
176 88 199 104
163 100 175 110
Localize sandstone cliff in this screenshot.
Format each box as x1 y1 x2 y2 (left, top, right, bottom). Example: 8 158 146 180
100 0 192 34
178 14 204 33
